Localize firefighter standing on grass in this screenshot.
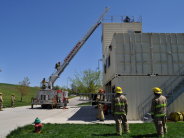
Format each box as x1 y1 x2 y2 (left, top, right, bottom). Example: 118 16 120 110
96 89 105 121
11 94 15 108
151 87 167 137
111 87 130 136
0 93 3 111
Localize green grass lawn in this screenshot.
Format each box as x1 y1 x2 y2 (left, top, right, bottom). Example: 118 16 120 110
68 96 76 99
77 102 92 106
0 83 76 108
6 122 184 138
0 83 39 108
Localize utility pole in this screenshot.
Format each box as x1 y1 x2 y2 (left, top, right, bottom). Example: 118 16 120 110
67 77 70 90
98 59 102 72
0 63 2 72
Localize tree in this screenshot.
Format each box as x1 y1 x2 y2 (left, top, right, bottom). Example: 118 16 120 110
53 85 60 90
70 69 103 93
17 77 30 102
60 85 67 91
53 85 73 94
69 83 78 95
70 83 77 93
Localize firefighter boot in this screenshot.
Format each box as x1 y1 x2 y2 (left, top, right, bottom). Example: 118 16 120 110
117 132 122 136
100 116 105 121
125 130 130 134
158 135 164 137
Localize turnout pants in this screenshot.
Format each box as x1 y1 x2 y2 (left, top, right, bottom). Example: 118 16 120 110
114 114 129 132
97 104 104 119
12 102 15 107
154 116 167 135
0 103 2 110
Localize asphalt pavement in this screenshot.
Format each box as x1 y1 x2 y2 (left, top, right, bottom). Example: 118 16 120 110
0 96 143 138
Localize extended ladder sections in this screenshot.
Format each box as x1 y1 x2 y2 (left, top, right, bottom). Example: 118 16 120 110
45 7 110 89
79 93 127 104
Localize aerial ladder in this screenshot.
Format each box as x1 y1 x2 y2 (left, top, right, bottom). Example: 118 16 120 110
47 7 110 90
31 7 110 109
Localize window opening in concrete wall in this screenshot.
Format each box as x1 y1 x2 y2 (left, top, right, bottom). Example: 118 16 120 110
106 56 111 69
135 31 141 33
104 65 106 74
108 56 110 67
106 58 109 68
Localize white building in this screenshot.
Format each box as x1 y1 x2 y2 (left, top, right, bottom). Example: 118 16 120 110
102 16 184 121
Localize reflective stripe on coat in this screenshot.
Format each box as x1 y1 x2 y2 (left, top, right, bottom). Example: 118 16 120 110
111 94 128 115
0 96 3 103
151 95 167 117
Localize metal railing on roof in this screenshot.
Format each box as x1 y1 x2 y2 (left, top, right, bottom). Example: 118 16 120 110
102 15 142 23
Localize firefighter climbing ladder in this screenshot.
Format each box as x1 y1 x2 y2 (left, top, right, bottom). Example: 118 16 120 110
78 93 127 103
44 7 110 90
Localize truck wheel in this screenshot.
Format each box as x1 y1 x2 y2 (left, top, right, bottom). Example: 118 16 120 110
41 105 46 109
47 104 49 109
47 104 52 109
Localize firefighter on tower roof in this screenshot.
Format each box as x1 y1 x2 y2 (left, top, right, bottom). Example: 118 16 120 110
11 94 15 108
96 89 105 121
111 87 130 136
124 15 130 22
151 87 167 137
55 62 60 70
0 92 3 111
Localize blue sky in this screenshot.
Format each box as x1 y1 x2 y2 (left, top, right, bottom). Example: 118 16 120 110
0 0 184 87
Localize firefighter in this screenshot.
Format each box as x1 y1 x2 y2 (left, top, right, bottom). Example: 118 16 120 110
124 15 130 22
41 78 47 89
55 62 60 70
111 87 130 136
96 89 105 121
0 92 3 111
151 87 167 137
11 94 15 108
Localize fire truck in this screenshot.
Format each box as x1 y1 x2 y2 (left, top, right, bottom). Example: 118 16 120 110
31 7 110 109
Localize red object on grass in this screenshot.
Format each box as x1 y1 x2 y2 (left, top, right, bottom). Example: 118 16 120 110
35 123 43 133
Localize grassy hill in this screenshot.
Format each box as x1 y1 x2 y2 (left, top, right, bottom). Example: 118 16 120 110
0 83 40 108
0 83 75 108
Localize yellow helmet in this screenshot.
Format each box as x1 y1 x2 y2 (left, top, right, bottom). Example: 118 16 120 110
0 92 2 95
153 87 162 94
12 94 14 96
115 87 123 93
